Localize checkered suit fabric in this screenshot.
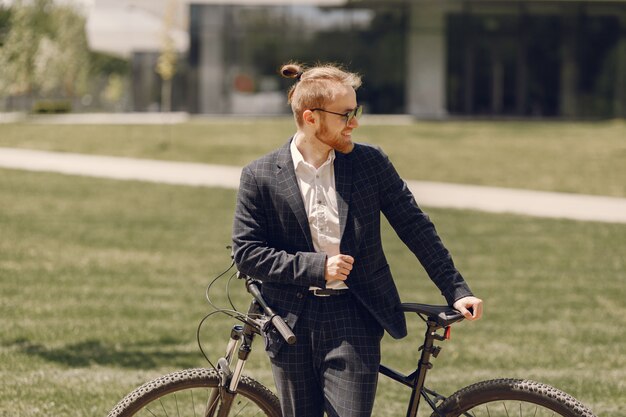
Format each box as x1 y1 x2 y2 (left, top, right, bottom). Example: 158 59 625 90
269 294 383 417
232 139 473 344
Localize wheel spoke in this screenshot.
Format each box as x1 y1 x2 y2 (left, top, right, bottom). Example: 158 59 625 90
233 399 250 416
458 399 590 417
108 370 280 417
160 399 170 417
206 389 220 416
191 389 196 417
434 379 595 417
463 407 477 417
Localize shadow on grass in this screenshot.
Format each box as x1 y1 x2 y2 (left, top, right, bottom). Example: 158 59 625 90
7 337 204 369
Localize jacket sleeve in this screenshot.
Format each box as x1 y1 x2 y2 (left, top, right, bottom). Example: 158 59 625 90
232 165 327 288
376 149 473 305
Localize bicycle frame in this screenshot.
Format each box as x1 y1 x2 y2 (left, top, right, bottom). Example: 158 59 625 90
378 317 451 417
213 304 451 417
208 275 458 417
108 257 596 417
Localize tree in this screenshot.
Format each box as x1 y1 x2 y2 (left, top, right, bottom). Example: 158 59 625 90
156 0 178 112
45 4 90 97
0 0 90 99
0 6 11 47
0 0 42 96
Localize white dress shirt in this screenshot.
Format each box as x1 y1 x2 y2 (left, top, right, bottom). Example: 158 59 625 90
290 139 347 290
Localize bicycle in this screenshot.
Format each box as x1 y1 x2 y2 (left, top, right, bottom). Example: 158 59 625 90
107 256 597 417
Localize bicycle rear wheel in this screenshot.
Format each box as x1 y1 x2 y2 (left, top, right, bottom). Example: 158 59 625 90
432 379 596 417
107 368 281 417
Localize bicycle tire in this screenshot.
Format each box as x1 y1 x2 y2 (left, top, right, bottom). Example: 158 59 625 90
107 368 281 417
432 378 596 417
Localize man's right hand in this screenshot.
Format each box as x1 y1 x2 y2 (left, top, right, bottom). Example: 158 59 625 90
325 254 354 281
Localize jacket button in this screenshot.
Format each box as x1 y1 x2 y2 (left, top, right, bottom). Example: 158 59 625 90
296 292 303 299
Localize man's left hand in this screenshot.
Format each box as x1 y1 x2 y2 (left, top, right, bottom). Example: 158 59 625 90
452 296 483 321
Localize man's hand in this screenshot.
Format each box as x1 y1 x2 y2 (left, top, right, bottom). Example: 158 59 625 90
453 296 483 321
325 254 354 281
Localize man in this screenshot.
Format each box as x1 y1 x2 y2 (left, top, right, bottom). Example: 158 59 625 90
232 62 483 417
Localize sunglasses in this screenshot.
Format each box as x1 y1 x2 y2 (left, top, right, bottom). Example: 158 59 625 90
311 105 363 126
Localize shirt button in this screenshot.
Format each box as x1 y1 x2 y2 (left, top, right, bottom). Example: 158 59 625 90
296 292 304 299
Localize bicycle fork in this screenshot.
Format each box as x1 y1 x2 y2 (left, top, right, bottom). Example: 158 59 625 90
205 301 262 417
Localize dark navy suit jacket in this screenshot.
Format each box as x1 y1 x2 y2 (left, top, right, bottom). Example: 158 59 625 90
232 139 473 355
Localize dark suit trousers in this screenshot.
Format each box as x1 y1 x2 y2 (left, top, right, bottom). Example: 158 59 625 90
269 293 384 417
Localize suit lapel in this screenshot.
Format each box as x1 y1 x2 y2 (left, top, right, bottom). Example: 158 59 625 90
276 140 315 251
334 151 352 239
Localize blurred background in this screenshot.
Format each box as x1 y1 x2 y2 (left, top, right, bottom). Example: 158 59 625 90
0 0 625 119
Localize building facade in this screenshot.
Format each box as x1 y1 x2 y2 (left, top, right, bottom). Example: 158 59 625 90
188 0 626 118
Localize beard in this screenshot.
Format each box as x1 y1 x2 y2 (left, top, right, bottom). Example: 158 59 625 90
315 121 354 154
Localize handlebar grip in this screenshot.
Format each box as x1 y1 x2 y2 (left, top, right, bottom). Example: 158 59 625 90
271 315 297 345
244 278 296 344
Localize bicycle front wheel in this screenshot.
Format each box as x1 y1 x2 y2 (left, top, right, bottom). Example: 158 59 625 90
107 368 281 417
433 378 596 417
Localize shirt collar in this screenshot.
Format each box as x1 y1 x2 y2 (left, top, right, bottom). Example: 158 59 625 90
290 137 335 172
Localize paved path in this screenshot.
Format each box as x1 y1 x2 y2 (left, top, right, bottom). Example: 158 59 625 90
1 147 625 224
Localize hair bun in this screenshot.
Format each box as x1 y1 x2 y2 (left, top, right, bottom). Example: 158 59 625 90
280 63 304 80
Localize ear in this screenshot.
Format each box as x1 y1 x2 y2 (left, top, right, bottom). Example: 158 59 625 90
302 109 317 126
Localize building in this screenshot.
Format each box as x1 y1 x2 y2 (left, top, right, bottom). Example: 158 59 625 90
86 0 189 111
188 0 626 118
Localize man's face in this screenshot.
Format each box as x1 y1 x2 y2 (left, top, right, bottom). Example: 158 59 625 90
314 86 359 154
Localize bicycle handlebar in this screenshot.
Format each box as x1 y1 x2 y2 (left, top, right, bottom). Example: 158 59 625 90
240 272 297 345
270 314 297 344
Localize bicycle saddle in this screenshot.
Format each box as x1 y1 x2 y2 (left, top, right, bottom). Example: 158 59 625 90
401 303 465 327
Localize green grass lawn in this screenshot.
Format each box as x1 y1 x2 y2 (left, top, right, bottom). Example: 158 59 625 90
0 118 624 197
1 168 624 417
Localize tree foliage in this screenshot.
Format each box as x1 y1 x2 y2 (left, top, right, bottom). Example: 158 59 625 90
0 0 90 97
0 6 11 47
156 0 178 112
90 51 130 77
